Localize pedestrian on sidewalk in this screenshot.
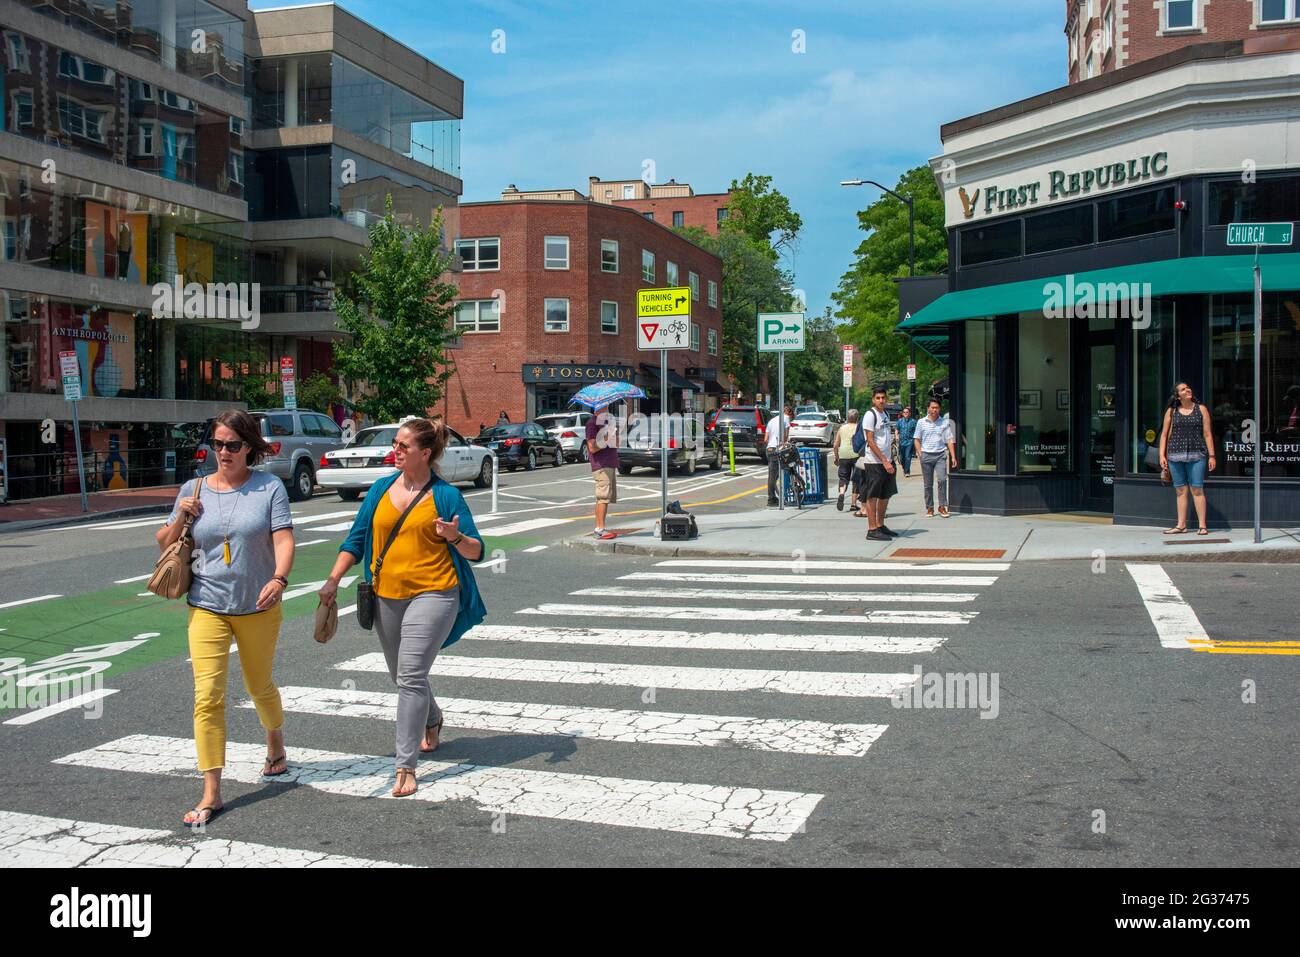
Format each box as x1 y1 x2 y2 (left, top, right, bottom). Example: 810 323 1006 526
319 417 487 798
156 409 295 828
854 388 897 541
896 407 917 477
832 409 861 512
1158 382 1216 535
587 403 619 540
766 404 793 507
915 398 957 517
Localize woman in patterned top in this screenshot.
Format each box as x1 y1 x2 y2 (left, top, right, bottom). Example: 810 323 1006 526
1158 382 1216 535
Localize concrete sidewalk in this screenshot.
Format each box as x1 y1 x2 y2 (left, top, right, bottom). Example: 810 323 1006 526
570 465 1300 562
0 485 179 533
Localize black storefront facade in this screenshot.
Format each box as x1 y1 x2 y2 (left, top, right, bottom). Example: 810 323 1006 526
906 42 1300 527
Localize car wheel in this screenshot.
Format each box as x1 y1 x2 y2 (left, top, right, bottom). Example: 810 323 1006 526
474 458 493 488
525 450 537 471
710 449 723 470
338 488 361 501
618 464 633 476
289 462 313 501
684 453 697 475
551 447 562 467
580 443 590 463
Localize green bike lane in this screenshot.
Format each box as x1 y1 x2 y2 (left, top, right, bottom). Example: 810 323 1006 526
0 531 534 712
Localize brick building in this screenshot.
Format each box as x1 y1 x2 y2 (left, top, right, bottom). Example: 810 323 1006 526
1066 0 1300 82
589 177 731 234
440 198 724 436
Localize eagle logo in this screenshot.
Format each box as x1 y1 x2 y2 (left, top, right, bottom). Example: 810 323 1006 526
958 187 980 219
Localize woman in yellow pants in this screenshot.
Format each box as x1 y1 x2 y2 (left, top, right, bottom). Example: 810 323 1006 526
157 410 295 827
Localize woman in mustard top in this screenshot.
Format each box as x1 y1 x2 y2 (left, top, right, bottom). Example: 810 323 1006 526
319 418 484 797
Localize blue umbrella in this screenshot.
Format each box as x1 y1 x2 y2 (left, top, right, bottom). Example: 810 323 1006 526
568 380 646 409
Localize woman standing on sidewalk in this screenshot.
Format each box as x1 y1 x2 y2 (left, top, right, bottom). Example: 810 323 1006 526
1159 382 1216 535
318 417 486 798
156 410 295 827
832 409 861 512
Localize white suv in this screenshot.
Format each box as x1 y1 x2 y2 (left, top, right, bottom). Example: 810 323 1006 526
535 412 592 463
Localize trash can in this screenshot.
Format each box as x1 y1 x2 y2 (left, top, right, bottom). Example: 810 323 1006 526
782 447 827 505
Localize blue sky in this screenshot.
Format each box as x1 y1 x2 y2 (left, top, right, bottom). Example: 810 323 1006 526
253 0 1065 314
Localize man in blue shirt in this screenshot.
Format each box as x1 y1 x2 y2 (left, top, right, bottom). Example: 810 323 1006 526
914 399 957 517
895 407 917 477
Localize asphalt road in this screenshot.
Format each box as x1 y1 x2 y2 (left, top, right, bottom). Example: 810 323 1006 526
0 460 1295 866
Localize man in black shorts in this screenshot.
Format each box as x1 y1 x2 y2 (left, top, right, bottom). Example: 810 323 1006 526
856 387 898 542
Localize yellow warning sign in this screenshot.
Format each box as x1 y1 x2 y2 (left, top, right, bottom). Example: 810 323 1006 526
637 287 692 319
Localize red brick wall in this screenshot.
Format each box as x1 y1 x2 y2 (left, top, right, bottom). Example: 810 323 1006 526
609 193 731 235
442 201 723 436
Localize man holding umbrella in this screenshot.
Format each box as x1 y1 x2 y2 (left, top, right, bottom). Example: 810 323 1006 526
569 380 645 541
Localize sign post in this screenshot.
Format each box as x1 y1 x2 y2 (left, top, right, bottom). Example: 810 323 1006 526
60 351 88 512
758 312 807 511
1227 222 1293 543
637 286 692 536
280 356 297 411
842 345 854 420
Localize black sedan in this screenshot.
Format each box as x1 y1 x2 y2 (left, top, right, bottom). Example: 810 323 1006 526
617 430 725 475
474 422 564 471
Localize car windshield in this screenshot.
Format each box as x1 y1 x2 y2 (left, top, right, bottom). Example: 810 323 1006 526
479 424 526 438
536 415 579 429
350 427 398 448
714 410 755 426
794 413 825 421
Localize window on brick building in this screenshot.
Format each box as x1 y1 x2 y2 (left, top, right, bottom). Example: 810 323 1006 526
455 299 500 333
544 235 569 269
1261 0 1297 23
601 301 618 334
690 322 700 352
622 184 635 199
600 239 618 272
708 328 718 356
455 237 500 271
1103 5 1114 52
666 261 678 286
544 298 569 332
672 211 684 227
716 208 729 223
642 249 655 282
643 212 654 222
1165 0 1194 29
689 271 699 301
707 279 718 308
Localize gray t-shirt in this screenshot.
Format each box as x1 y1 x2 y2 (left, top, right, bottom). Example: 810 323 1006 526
169 471 293 615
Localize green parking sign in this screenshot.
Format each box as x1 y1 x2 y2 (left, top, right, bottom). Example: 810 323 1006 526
757 312 805 352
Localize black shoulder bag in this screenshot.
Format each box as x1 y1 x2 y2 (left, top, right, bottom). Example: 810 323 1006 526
355 479 434 631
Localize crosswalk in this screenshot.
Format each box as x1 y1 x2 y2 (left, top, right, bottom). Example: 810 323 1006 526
9 554 1010 862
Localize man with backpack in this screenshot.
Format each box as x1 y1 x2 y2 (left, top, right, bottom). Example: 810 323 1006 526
853 387 898 542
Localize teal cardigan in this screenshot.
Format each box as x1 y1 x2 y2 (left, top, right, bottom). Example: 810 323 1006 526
339 472 487 648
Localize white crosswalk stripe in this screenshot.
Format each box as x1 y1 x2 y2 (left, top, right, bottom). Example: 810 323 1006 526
573 585 979 604
518 602 977 625
263 685 888 756
54 735 823 841
464 624 947 654
620 571 998 586
0 809 408 867
337 652 919 698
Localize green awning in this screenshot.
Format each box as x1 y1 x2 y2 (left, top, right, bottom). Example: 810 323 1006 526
910 333 949 364
898 253 1300 329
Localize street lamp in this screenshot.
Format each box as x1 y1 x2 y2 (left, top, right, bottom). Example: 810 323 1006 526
842 177 917 412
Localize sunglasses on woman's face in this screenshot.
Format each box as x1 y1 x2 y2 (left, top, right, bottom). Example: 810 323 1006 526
212 440 247 453
392 440 425 453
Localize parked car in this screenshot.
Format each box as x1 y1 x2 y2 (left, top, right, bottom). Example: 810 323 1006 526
705 406 775 462
618 417 724 475
193 409 345 501
795 403 825 417
317 423 494 500
535 412 592 463
787 411 837 447
474 422 564 471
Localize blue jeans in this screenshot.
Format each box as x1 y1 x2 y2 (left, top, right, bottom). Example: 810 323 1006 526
898 443 914 475
1168 456 1207 488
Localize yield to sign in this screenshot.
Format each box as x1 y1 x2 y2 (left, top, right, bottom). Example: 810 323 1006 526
640 322 660 341
637 286 692 351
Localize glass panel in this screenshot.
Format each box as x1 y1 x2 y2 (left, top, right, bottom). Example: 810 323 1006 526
1017 315 1072 473
962 319 997 471
1088 321 1117 499
1097 186 1175 241
1024 204 1095 254
1207 177 1300 226
1210 293 1300 478
1131 300 1176 474
959 220 1021 266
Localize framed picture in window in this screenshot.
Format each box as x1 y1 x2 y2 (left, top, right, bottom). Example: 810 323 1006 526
1056 389 1071 410
1018 389 1042 410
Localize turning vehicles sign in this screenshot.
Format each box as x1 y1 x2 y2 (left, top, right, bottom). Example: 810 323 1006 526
637 287 692 350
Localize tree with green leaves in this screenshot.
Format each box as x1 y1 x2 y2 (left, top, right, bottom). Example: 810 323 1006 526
723 173 803 256
833 165 949 394
332 198 459 424
298 371 341 415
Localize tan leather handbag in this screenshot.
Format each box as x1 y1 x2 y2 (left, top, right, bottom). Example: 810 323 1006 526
313 599 338 644
147 476 204 599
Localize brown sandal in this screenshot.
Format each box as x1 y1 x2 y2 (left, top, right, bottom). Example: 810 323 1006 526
392 767 417 798
420 718 444 753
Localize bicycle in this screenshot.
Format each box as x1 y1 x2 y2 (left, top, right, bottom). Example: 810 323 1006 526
776 441 805 509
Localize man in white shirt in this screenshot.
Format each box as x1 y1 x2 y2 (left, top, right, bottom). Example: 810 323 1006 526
765 404 792 507
914 398 957 517
855 387 898 541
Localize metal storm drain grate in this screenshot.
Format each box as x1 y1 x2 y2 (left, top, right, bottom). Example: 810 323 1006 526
889 547 1007 559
